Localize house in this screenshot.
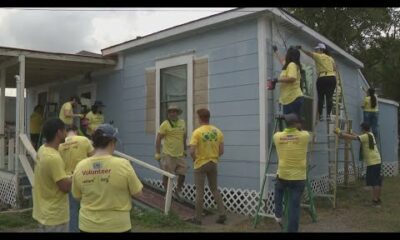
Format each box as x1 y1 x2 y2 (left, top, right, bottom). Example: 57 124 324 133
0 8 398 215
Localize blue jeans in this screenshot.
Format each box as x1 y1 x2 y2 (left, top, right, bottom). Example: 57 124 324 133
282 97 304 117
274 178 306 232
363 111 379 140
69 192 80 232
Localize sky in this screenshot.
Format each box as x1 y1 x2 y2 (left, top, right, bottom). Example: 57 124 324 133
0 7 234 54
0 7 234 96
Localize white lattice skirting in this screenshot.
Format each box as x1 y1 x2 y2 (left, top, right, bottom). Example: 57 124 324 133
145 162 398 217
0 171 18 208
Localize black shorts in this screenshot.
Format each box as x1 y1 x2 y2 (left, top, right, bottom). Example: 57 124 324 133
366 164 382 186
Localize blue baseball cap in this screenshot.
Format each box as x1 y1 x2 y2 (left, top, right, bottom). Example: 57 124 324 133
96 123 120 142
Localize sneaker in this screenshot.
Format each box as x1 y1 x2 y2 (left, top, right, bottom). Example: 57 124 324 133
274 216 283 230
372 200 381 208
187 218 202 225
173 191 184 202
216 215 227 224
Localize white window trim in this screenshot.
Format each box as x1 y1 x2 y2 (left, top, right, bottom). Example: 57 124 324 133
155 54 194 141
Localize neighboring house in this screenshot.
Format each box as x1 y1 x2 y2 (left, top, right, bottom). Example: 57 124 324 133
0 8 398 215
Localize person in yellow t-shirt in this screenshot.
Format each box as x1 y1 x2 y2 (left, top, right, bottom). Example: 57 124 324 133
155 105 187 201
33 118 71 232
72 124 143 233
59 125 94 232
271 46 304 117
30 105 44 150
334 122 382 207
59 95 83 127
362 88 379 142
187 108 226 225
299 43 337 121
86 100 105 136
273 113 309 232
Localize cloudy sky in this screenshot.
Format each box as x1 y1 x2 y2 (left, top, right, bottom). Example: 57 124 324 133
0 7 234 54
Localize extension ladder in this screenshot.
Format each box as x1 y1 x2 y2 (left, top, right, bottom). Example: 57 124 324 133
310 70 358 208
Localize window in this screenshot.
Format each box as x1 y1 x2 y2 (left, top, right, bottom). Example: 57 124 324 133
160 65 187 124
155 54 193 138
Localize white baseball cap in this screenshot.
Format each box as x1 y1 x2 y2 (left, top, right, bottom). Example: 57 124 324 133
314 43 326 50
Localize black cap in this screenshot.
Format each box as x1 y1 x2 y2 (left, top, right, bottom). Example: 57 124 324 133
94 100 106 107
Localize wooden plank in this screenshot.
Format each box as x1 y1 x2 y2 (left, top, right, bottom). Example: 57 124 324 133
18 154 34 187
19 134 37 161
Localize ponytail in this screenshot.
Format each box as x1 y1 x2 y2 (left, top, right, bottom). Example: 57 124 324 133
368 88 377 108
367 133 375 150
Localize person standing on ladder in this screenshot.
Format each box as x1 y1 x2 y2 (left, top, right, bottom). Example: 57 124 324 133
334 122 383 207
273 113 310 232
59 95 83 127
298 43 337 121
155 105 187 201
30 104 44 150
270 47 304 118
86 100 106 137
58 125 94 232
362 88 379 143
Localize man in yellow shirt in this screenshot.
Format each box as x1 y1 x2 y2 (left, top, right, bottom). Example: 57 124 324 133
72 124 143 232
32 118 71 232
59 125 94 232
299 43 337 121
273 113 309 232
155 105 187 201
30 105 44 150
86 100 105 136
59 95 82 127
188 108 226 225
334 122 382 207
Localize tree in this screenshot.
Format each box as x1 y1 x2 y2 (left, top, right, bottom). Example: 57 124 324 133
286 8 400 102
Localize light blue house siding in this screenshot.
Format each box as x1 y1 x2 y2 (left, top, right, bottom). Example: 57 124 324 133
95 19 262 190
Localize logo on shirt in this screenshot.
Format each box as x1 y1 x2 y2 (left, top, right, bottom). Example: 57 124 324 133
201 129 218 142
93 162 102 169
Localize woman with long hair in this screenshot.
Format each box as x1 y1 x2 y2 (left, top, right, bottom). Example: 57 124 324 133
299 43 337 121
72 124 143 232
362 88 379 140
272 46 304 117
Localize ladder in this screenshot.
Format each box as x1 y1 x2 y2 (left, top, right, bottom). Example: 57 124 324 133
253 115 317 230
310 70 358 208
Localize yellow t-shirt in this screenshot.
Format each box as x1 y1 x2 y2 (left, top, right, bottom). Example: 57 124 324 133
59 135 94 175
86 111 105 135
30 112 43 134
311 52 336 77
279 62 303 105
273 128 310 180
72 155 143 233
59 102 73 125
32 145 69 226
363 96 379 112
358 133 381 166
159 119 186 157
189 124 224 169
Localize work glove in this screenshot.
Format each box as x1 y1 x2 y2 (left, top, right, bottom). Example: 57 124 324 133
154 153 161 161
272 45 278 53
267 78 278 90
334 127 341 135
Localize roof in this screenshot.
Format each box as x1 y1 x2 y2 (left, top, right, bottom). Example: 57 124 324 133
0 46 116 88
101 8 363 68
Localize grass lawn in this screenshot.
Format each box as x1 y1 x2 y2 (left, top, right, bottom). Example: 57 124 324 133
1 175 399 232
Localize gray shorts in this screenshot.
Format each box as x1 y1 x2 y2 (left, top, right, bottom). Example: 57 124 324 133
38 222 69 232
